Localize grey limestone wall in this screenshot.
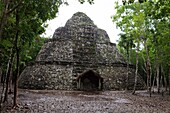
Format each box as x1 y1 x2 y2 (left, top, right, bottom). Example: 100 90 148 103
98 65 145 90
96 29 110 43
65 12 96 28
19 64 73 90
98 66 127 90
36 40 73 62
96 43 125 63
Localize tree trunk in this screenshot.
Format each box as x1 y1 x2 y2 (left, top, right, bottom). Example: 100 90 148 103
0 0 10 40
149 62 152 94
161 64 167 92
164 74 167 91
13 8 19 108
0 0 22 40
152 64 157 93
0 68 2 83
125 49 129 91
3 48 14 102
13 48 19 107
145 41 151 97
8 67 13 94
162 66 167 91
0 70 5 111
132 41 139 95
156 62 160 93
168 68 170 95
155 43 161 93
0 83 5 111
160 73 164 96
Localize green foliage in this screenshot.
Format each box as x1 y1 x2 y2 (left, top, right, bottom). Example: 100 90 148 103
20 37 47 68
0 0 63 77
113 0 170 86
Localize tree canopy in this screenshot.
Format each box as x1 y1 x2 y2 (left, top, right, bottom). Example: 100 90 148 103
113 0 170 94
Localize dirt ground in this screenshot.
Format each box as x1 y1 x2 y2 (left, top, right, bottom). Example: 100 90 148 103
1 88 170 113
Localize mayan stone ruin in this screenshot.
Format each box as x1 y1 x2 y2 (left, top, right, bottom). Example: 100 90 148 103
19 12 145 90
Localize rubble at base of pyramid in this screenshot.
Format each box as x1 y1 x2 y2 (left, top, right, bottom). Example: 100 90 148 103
19 12 146 90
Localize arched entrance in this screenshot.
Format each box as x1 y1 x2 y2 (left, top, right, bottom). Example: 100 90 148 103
77 70 103 91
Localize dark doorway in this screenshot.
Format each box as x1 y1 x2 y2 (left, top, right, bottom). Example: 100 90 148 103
77 70 103 91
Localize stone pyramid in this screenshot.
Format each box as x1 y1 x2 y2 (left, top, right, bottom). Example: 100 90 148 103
19 12 145 90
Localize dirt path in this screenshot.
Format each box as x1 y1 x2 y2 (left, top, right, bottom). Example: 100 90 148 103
2 89 170 113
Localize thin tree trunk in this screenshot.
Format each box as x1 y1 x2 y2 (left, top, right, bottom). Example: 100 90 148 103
149 64 153 93
0 82 5 111
162 66 167 91
0 70 6 111
155 44 161 93
125 49 129 91
168 68 170 95
8 68 13 94
156 62 160 93
145 41 151 97
161 64 167 93
8 55 15 94
13 48 19 108
0 68 2 83
13 7 20 108
164 75 167 91
152 74 156 92
3 48 14 102
0 48 14 111
132 42 139 95
0 0 10 40
160 73 164 96
0 0 22 40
